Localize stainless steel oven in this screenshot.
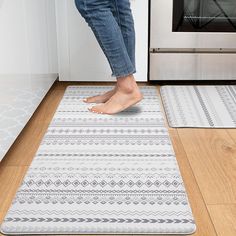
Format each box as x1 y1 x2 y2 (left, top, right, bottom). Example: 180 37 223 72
150 0 236 80
173 0 236 32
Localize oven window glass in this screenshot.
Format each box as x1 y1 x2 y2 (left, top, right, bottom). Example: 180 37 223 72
173 0 236 32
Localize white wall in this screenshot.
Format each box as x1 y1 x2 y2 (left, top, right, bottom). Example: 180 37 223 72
0 0 58 161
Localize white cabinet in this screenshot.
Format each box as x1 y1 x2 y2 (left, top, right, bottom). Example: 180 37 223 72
56 0 148 82
0 0 58 161
24 0 58 75
0 0 58 75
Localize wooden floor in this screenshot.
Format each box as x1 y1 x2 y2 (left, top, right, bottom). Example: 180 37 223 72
0 81 236 236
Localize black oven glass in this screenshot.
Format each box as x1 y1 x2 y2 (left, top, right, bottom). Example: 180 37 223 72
173 0 236 32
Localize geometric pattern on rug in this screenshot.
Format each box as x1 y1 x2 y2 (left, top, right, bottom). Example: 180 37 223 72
160 85 236 128
0 86 196 235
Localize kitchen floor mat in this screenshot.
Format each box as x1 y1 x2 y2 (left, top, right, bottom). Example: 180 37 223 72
0 86 196 235
160 85 236 128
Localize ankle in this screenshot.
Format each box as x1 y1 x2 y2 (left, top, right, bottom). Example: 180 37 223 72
116 75 138 94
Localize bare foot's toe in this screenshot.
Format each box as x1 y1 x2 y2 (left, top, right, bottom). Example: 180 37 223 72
83 88 116 104
88 105 105 114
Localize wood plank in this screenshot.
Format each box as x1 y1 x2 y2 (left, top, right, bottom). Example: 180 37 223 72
169 129 217 236
207 204 236 236
0 120 48 167
0 212 5 236
227 129 236 143
0 166 28 213
33 88 64 123
178 128 236 204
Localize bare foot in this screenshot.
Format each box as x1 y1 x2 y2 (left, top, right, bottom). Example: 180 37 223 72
83 87 116 103
88 75 143 114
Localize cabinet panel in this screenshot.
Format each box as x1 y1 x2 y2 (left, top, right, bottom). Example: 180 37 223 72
68 0 112 82
0 0 29 73
24 0 58 74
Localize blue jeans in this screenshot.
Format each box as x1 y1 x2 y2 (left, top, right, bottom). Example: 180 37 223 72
74 0 136 78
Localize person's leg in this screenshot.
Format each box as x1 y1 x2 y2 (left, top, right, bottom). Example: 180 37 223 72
75 0 142 114
111 0 136 69
83 0 136 104
75 0 136 103
88 0 142 114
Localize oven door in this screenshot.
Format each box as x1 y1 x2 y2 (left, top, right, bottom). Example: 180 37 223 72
150 0 236 50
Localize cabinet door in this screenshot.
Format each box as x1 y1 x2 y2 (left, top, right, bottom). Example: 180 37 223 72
0 0 57 161
56 0 148 82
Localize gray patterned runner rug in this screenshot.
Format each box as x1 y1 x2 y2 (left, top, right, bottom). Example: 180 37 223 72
160 85 236 128
0 86 196 235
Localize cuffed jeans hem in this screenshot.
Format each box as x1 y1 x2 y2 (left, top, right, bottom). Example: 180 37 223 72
111 69 137 79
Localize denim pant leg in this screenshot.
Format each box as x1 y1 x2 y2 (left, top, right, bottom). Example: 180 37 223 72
74 0 136 78
110 0 136 73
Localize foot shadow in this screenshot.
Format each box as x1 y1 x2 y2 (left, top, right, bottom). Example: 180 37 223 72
115 106 142 117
